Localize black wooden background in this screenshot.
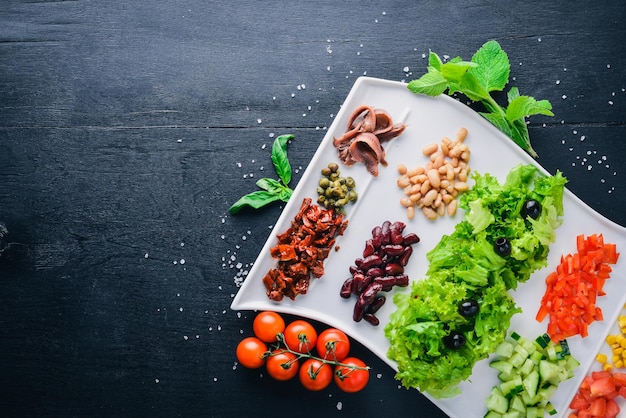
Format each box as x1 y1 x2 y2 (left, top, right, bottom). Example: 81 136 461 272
1 1 625 417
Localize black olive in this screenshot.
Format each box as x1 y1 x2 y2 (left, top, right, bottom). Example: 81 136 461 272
443 332 466 349
494 237 512 257
521 199 542 220
458 299 480 317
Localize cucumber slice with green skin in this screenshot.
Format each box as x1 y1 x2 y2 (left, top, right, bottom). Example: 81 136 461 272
483 332 580 417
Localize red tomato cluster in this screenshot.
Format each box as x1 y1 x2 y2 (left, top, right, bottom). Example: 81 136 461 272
569 371 626 418
236 311 370 392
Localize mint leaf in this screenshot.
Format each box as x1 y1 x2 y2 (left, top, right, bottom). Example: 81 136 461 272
407 71 449 96
271 134 294 185
228 190 283 214
469 40 510 92
406 40 553 157
479 112 512 137
506 96 554 122
428 51 444 71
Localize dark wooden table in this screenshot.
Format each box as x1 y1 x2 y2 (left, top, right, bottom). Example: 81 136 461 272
1 1 625 417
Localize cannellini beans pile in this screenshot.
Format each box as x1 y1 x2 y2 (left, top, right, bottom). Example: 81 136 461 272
396 127 471 220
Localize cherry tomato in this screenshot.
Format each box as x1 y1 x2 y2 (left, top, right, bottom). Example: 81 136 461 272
316 328 350 361
334 357 369 393
236 337 267 369
299 358 332 391
265 349 299 381
253 311 285 343
284 320 317 354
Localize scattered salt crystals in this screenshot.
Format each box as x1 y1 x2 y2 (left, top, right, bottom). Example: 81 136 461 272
217 325 222 331
213 377 218 382
326 45 333 54
609 101 614 105
177 139 182 143
155 379 160 384
209 326 213 331
236 162 242 168
421 53 426 59
269 133 274 138
236 312 242 318
180 259 185 264
220 234 225 240
538 37 542 42
607 64 611 69
173 260 178 265
562 95 567 100
403 66 410 72
179 307 183 312
327 66 331 71
291 93 295 98
257 118 262 124
382 11 386 15
144 253 149 258
580 135 586 141
336 402 343 411
183 335 188 340
556 80 561 85
218 285 223 291
376 373 383 379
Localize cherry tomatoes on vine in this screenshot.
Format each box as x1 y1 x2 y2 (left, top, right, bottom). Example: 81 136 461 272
284 320 317 354
253 311 285 343
236 336 267 369
316 328 350 361
265 349 299 381
299 358 333 391
334 357 369 393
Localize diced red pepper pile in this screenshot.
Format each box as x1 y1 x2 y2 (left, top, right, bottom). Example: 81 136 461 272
569 371 626 418
536 234 620 342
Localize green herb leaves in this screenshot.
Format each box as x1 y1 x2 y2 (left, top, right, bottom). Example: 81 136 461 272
229 134 295 214
407 40 553 158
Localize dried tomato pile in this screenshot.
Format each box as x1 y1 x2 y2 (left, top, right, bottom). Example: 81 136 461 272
263 198 349 301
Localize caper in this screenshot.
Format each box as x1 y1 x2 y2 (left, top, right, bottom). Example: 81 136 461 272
317 196 326 205
318 178 330 188
347 190 358 202
346 177 355 188
329 172 339 181
328 162 339 173
321 167 331 176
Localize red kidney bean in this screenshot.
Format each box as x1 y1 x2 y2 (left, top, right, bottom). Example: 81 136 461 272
390 221 406 245
381 221 391 244
399 246 413 266
385 263 404 276
357 282 382 308
394 274 409 287
403 232 420 246
363 239 375 257
359 254 383 271
373 276 396 291
353 303 365 322
365 267 384 279
340 277 353 298
367 295 386 314
382 244 404 257
340 220 420 326
363 313 379 326
371 226 383 248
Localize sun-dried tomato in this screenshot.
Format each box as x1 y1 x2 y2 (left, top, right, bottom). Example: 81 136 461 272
262 198 348 301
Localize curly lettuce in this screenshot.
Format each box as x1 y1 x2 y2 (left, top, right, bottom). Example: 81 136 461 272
385 164 567 397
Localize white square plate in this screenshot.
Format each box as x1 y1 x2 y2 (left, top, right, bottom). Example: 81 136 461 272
231 77 626 418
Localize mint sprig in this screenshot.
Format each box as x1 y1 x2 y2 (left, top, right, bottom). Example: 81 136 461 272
229 134 295 214
407 40 553 158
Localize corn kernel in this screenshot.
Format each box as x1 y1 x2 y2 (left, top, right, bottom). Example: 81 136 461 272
621 339 626 349
615 360 624 369
607 335 617 345
603 363 614 372
614 347 624 355
612 355 621 363
596 353 608 363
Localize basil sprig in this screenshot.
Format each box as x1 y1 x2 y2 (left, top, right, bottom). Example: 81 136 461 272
407 40 553 158
229 134 295 214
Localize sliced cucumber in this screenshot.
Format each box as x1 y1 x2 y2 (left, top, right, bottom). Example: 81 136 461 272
483 331 579 417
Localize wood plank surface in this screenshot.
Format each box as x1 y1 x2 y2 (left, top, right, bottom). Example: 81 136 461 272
1 1 625 416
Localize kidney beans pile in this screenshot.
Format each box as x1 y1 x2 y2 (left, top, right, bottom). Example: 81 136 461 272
340 221 419 325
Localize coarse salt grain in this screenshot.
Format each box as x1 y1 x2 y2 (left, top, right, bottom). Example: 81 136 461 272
336 402 343 411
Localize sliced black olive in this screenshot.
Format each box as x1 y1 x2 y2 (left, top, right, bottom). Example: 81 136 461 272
521 199 542 220
494 237 512 257
443 332 466 349
458 299 480 317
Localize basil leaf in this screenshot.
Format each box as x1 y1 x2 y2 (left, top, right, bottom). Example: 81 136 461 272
228 190 283 214
256 177 284 193
271 134 294 186
469 40 510 93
